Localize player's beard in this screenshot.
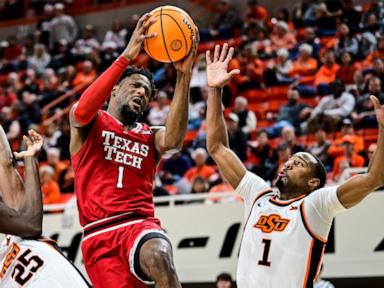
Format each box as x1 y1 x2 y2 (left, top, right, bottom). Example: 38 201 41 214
120 105 141 124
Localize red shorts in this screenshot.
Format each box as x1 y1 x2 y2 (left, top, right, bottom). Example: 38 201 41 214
81 214 168 288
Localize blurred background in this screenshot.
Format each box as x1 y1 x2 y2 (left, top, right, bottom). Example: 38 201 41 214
0 0 383 287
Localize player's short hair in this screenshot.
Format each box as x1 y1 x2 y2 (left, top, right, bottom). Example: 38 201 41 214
310 154 326 189
117 66 156 99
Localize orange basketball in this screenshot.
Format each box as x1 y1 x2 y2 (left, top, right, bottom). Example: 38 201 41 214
144 6 196 63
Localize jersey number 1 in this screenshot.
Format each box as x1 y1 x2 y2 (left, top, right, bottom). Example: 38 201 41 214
117 166 124 188
258 239 272 266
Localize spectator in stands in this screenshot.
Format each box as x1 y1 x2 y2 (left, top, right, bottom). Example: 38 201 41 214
292 0 317 28
28 44 51 75
365 37 384 64
250 129 272 174
289 44 318 85
203 0 241 41
232 96 257 135
266 88 310 136
216 272 233 288
264 48 293 86
243 0 269 31
359 15 380 58
281 125 305 154
308 127 331 168
341 0 361 31
50 3 78 47
102 19 128 51
270 21 297 51
225 112 248 161
100 41 119 71
1 35 25 72
72 24 100 57
147 90 170 126
190 176 209 195
71 60 96 86
314 50 340 95
334 23 359 57
46 147 67 180
40 165 61 204
336 51 358 85
0 106 20 145
365 143 377 166
160 151 192 184
18 91 41 132
328 118 364 158
307 79 355 133
264 143 292 182
56 119 71 160
184 148 215 183
333 135 365 181
352 76 384 128
0 86 17 110
37 4 54 48
292 27 320 60
49 39 74 71
58 164 74 193
314 3 339 36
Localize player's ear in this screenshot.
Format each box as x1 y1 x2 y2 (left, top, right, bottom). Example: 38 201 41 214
308 178 320 191
111 85 118 98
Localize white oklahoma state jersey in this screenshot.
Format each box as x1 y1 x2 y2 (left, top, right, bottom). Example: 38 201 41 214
236 172 346 288
0 235 89 288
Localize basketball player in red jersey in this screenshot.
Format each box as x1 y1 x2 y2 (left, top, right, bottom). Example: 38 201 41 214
69 13 198 288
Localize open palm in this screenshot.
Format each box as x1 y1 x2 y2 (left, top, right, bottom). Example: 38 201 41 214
14 130 43 160
206 43 240 88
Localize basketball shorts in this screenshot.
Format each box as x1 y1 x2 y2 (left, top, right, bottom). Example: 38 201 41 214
81 214 169 288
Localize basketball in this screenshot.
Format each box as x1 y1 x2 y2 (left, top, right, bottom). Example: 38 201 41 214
144 6 196 63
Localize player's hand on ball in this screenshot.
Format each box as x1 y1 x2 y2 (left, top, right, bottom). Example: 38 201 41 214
173 26 200 74
206 43 240 88
123 13 158 61
14 129 43 160
370 95 384 129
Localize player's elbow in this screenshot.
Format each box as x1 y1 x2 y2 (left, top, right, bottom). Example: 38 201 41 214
365 173 384 190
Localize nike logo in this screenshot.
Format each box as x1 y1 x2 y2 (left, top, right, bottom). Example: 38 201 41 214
290 206 298 210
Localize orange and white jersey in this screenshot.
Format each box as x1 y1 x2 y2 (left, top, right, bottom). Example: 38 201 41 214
236 172 346 288
0 235 90 288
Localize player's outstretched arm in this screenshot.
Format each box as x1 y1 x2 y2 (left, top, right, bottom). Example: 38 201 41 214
155 27 199 154
205 44 246 189
0 125 24 208
70 13 157 128
0 130 43 237
337 96 384 208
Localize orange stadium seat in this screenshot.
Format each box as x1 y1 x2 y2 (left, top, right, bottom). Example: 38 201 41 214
243 88 267 103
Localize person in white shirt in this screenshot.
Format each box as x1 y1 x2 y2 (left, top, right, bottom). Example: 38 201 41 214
0 126 90 287
205 43 384 288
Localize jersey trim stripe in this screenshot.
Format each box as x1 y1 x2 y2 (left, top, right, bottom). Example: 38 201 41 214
303 239 325 287
269 194 306 206
243 189 274 231
84 211 133 229
300 202 327 244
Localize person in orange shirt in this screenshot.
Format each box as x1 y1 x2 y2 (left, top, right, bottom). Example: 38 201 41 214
46 147 68 181
40 165 61 204
328 118 364 158
314 50 340 93
333 136 365 182
184 147 216 183
72 60 97 87
365 37 384 64
243 0 270 29
270 21 297 51
289 44 318 84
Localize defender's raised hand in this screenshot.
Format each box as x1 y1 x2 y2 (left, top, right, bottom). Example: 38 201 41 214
14 130 43 160
122 13 158 61
206 43 240 88
370 95 384 129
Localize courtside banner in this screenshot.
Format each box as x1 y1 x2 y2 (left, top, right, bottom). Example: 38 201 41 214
1 192 384 282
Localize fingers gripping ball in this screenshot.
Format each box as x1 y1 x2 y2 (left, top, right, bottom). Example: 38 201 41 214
144 6 196 63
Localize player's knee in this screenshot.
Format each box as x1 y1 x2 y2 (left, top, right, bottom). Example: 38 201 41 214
141 239 175 276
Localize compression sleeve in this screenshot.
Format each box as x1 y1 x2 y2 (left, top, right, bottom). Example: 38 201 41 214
73 56 129 125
